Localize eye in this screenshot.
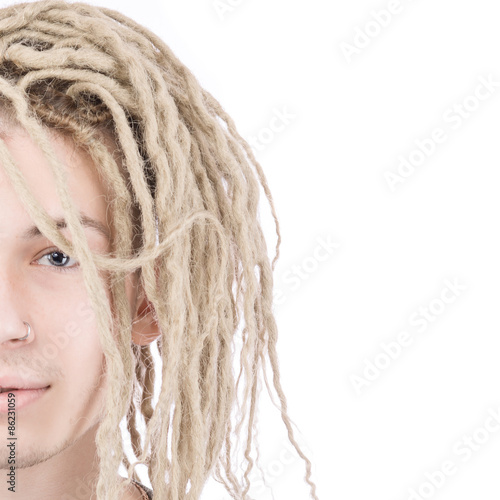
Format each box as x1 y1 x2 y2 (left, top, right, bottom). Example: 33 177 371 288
35 248 80 273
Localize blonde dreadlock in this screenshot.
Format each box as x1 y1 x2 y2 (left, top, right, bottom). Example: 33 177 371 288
0 1 318 498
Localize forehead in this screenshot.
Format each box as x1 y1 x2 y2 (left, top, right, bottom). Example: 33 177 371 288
0 125 113 241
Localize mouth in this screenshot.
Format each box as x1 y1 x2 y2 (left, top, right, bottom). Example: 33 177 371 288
0 385 50 394
0 386 51 413
0 386 50 393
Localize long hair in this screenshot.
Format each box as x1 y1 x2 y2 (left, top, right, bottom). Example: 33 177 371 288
0 1 318 498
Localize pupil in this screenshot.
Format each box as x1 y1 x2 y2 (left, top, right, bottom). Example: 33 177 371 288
51 251 67 266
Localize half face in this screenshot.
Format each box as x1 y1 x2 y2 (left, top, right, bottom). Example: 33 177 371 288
0 124 145 469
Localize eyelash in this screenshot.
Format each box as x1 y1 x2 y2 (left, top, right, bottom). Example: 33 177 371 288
35 248 80 273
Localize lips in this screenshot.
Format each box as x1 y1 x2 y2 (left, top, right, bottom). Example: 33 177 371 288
0 375 50 393
0 387 41 393
0 386 50 413
0 386 49 393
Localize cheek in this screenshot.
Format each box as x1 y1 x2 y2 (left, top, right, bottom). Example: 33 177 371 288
52 301 107 406
32 277 104 364
35 268 137 365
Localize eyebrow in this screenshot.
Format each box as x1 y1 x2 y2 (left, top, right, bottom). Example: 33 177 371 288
21 213 111 241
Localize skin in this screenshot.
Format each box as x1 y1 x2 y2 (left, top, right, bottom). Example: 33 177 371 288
0 125 160 499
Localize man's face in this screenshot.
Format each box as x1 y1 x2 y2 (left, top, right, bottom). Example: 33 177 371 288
0 125 139 468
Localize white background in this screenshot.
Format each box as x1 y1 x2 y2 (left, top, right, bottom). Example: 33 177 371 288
6 0 500 499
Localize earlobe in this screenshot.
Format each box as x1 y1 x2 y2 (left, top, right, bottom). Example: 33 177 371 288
131 291 162 346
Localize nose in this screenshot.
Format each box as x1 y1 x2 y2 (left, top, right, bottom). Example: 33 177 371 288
0 321 33 349
0 271 33 347
0 321 33 347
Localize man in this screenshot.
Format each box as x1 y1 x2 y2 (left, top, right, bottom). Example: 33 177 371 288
0 1 318 499
0 121 155 499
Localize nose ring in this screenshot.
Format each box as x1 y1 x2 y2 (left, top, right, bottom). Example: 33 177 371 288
17 322 31 341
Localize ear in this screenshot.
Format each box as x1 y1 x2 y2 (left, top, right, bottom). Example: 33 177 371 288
131 277 162 346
